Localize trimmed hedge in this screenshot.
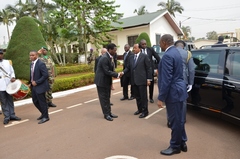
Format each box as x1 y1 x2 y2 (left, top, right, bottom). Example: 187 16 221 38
56 64 94 75
53 73 95 92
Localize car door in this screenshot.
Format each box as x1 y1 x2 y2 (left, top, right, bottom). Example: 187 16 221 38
190 49 225 110
222 49 240 119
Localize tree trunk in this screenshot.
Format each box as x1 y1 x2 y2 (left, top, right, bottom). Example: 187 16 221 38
36 0 44 23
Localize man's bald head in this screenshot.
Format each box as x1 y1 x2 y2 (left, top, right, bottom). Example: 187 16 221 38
101 48 107 55
159 34 174 51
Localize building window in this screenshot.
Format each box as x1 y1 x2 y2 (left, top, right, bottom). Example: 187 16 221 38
156 34 161 45
128 35 138 47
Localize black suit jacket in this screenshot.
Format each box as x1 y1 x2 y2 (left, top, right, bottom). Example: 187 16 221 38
94 55 102 73
122 50 134 77
143 47 160 74
30 59 49 94
94 53 118 88
123 53 152 86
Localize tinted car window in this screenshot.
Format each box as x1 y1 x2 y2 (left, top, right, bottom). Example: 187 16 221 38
192 51 221 74
226 51 240 77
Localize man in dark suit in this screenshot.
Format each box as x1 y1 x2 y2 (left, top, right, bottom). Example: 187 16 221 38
94 43 120 121
139 39 160 103
29 51 50 124
157 34 188 155
212 36 228 47
123 43 152 118
120 44 134 100
94 48 107 73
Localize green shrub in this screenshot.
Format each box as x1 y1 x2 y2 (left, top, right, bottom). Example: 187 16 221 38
56 64 93 75
5 16 47 80
135 32 152 47
53 73 95 92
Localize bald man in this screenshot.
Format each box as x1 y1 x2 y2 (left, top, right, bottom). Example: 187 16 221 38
157 34 188 155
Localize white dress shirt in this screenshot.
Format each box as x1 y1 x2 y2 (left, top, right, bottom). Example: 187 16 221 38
0 60 15 91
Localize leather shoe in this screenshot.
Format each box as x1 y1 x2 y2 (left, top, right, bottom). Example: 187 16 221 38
38 118 50 124
37 115 43 120
110 103 113 106
48 102 57 107
160 147 181 155
104 115 113 121
110 113 118 118
149 99 154 103
3 119 9 125
129 96 135 100
10 116 21 121
134 110 142 115
139 113 148 118
181 143 187 152
120 97 128 101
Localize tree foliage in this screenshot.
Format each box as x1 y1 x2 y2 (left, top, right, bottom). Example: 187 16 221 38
134 5 148 15
206 31 218 40
158 0 184 17
5 16 47 80
135 32 152 47
181 25 191 40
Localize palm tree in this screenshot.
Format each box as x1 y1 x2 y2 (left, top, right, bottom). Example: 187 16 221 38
0 9 14 41
158 0 184 17
134 5 148 15
181 26 191 40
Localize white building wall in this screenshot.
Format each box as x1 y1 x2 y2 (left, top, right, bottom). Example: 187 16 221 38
150 17 179 45
110 26 149 55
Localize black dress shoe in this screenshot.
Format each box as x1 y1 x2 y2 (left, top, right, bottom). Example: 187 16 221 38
3 119 9 125
134 110 142 115
181 143 187 152
10 116 21 121
139 113 148 118
104 115 113 121
37 115 43 120
110 103 113 106
38 118 50 124
129 96 135 100
149 99 154 103
120 97 128 101
160 147 181 155
48 102 57 107
110 113 118 118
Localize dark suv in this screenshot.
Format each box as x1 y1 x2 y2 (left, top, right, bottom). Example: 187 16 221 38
189 47 240 125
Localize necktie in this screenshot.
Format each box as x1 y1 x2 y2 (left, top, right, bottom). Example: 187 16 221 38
142 49 145 54
31 62 34 81
134 55 137 66
124 52 127 61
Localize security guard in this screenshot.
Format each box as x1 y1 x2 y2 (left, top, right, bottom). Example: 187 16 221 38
38 46 57 108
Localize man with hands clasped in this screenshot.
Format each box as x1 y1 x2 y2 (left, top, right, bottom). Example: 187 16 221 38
122 43 152 118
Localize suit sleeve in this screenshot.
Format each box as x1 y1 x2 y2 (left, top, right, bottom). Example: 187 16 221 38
187 57 195 85
100 57 118 78
151 47 160 63
144 55 152 80
36 62 49 85
158 54 173 102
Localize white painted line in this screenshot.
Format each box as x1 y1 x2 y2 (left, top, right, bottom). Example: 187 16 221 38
67 103 83 109
49 109 63 114
4 119 29 128
105 155 138 159
145 106 166 119
84 99 98 104
112 91 122 95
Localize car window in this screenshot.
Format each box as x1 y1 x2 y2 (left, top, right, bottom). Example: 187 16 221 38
192 51 221 74
226 51 240 77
